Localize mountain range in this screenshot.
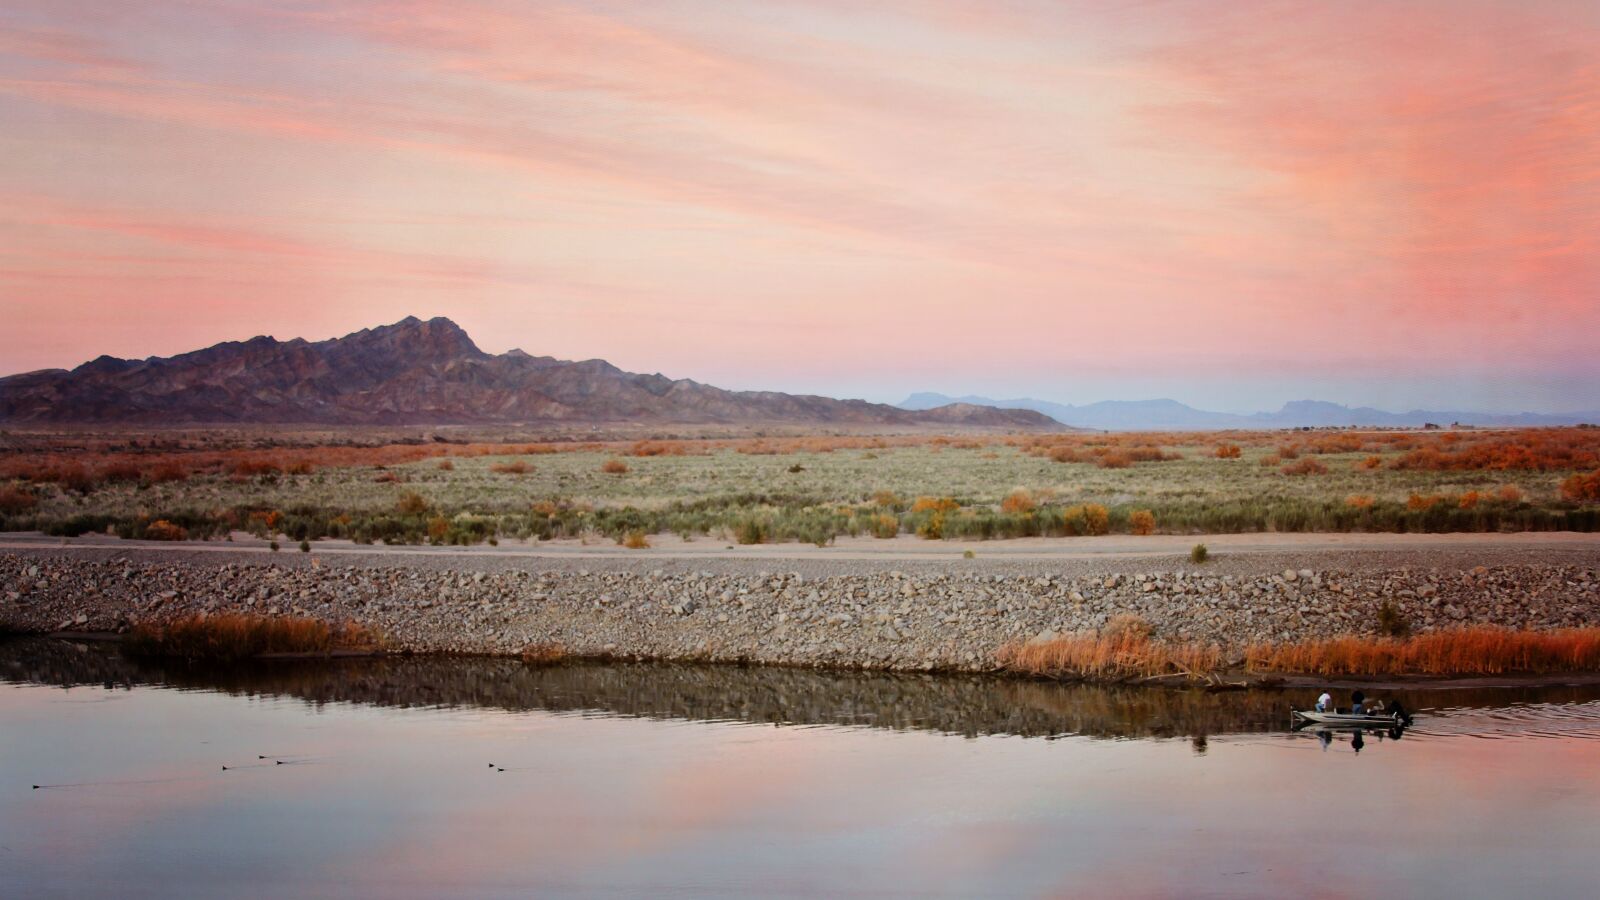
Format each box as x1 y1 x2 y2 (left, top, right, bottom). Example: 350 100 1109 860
900 393 1599 431
0 317 1061 429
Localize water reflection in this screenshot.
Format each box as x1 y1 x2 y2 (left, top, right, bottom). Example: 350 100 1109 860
7 636 1600 898
6 637 1600 742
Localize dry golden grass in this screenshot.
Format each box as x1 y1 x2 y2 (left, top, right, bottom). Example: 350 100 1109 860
124 614 379 661
997 617 1223 681
1003 626 1600 680
1247 628 1600 677
521 642 568 665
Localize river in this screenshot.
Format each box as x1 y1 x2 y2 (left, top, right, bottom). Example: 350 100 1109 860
3 637 1599 898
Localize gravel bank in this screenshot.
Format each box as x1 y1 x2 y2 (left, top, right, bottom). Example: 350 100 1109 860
4 544 1599 671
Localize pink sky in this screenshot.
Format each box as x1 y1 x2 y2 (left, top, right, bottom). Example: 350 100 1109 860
1 1 1596 411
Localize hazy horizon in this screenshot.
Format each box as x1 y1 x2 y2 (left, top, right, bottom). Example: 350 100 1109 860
2 2 1597 414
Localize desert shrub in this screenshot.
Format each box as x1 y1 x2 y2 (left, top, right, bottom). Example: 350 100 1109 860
916 512 946 540
1377 600 1411 637
600 459 630 475
870 490 900 507
426 516 450 542
1277 443 1300 460
868 514 899 539
1280 458 1328 476
490 460 532 475
1214 444 1241 459
147 462 190 483
1407 493 1442 511
910 496 959 514
299 539 311 552
1259 455 1281 467
269 541 281 552
1498 484 1525 504
100 461 143 482
1062 503 1110 536
734 517 768 545
143 519 188 541
0 485 37 514
396 492 429 515
1190 543 1208 563
1359 455 1383 469
1346 494 1374 509
437 459 455 471
1458 490 1481 509
1096 451 1132 469
1000 489 1036 514
1129 509 1155 535
1561 469 1600 502
622 530 650 549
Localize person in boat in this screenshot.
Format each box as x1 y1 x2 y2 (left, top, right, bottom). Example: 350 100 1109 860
1316 692 1333 713
1349 690 1366 714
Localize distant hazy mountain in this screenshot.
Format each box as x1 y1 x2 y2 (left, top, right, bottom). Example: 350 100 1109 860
0 317 1064 429
900 392 1598 430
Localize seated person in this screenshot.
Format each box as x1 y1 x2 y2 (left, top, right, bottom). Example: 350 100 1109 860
1315 692 1333 713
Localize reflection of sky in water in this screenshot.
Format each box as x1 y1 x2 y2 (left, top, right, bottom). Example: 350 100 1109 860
3 681 1600 898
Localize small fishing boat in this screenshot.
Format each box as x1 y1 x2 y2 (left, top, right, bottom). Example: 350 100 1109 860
1292 709 1409 728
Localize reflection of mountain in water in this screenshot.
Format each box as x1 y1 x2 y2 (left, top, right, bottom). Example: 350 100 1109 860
6 637 1600 741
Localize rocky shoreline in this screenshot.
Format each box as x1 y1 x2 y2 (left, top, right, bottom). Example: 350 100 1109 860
4 544 1599 672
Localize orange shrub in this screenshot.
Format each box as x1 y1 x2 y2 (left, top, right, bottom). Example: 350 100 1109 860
147 462 190 483
1259 455 1281 467
1359 455 1383 469
436 459 455 471
1407 493 1441 511
1497 484 1524 504
622 530 651 549
1214 444 1241 459
100 461 143 482
1280 458 1328 476
427 516 450 541
868 514 899 538
395 493 428 516
870 490 900 507
1063 503 1111 536
1097 451 1132 469
143 519 188 541
490 459 532 475
0 485 36 514
1128 509 1156 535
1346 494 1374 509
600 459 629 475
910 496 959 514
1562 470 1600 502
1458 490 1481 509
1000 489 1036 514
1277 443 1301 460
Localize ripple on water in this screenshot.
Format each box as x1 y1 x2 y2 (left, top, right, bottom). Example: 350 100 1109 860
1412 700 1600 742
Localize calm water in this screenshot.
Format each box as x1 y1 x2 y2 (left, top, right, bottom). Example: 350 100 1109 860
4 638 1600 898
